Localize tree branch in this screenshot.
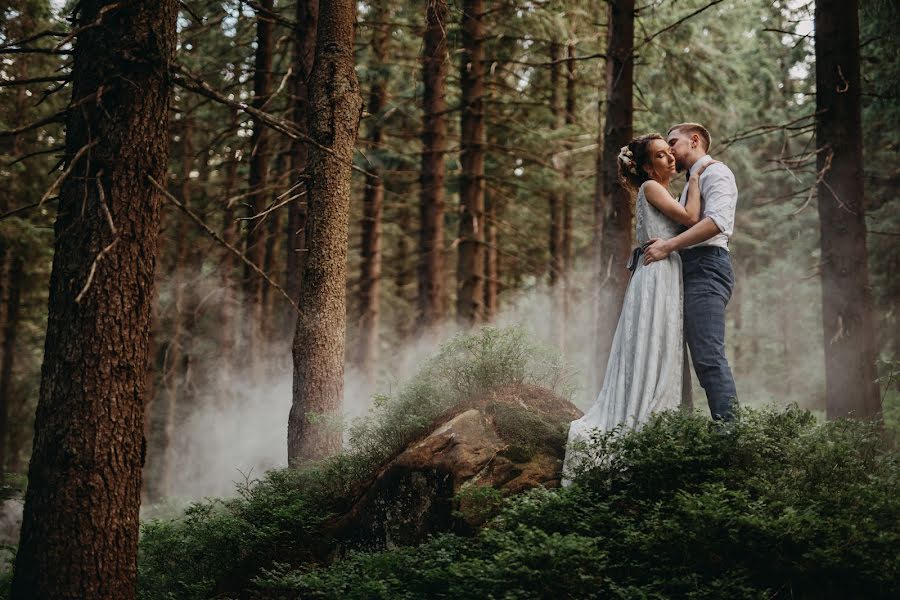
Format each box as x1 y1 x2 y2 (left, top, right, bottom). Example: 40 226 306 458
148 175 301 314
0 75 70 88
638 0 727 48
173 63 376 178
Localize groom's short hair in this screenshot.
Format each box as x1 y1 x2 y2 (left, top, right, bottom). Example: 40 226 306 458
668 123 711 152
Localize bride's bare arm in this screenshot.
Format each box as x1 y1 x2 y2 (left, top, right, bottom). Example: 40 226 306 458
684 161 718 224
642 180 701 227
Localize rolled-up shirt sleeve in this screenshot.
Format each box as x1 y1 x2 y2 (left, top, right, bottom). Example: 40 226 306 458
699 164 737 237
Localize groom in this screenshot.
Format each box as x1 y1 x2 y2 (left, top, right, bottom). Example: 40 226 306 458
643 123 738 421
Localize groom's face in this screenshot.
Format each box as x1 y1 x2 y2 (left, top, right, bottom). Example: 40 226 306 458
666 130 692 172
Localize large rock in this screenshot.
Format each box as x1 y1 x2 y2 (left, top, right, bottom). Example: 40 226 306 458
330 384 582 551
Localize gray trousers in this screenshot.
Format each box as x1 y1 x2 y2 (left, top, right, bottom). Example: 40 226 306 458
681 246 738 420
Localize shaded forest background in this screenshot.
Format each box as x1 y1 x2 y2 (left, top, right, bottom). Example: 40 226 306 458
0 0 897 505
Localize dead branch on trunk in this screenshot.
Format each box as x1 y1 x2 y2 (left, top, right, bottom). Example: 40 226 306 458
173 63 375 179
148 175 301 314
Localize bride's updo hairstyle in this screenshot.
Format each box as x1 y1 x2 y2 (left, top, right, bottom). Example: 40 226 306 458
617 133 664 191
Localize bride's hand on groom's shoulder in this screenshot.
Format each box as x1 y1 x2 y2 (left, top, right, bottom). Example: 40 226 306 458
643 238 672 265
694 159 720 179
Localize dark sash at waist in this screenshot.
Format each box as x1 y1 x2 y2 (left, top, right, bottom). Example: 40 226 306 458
626 246 644 273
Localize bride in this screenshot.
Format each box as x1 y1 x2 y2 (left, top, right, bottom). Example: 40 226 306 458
563 133 712 481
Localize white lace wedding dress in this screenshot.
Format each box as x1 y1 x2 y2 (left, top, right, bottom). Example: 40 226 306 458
563 180 683 481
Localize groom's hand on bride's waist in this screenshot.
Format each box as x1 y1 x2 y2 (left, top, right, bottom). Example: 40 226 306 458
643 238 672 265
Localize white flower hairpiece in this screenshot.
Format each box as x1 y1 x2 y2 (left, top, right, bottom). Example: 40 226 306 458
618 145 637 175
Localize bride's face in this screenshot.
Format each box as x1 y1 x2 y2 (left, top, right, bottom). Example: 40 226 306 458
643 139 676 181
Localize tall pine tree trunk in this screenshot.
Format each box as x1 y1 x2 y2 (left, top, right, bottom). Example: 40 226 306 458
483 188 498 320
244 0 275 371
395 197 414 340
457 0 486 326
355 16 390 374
0 256 22 479
153 114 194 500
591 96 605 397
219 102 241 393
562 42 576 327
548 42 565 291
0 27 30 480
417 0 449 330
595 0 634 384
563 42 576 273
288 0 362 464
547 41 565 347
11 2 176 597
814 0 880 418
287 0 318 315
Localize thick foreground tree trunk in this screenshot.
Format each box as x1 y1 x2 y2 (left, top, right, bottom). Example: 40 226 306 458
11 2 176 598
288 0 362 464
457 0 486 326
814 0 880 418
417 0 449 330
594 0 634 387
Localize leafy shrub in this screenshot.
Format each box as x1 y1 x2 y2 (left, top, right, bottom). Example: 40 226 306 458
453 484 505 526
346 326 570 471
139 471 325 600
256 407 900 600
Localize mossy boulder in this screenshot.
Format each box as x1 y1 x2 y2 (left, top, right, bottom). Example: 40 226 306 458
328 384 581 550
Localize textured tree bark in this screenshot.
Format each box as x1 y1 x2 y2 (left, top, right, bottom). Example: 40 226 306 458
0 253 7 475
143 188 183 505
417 0 449 330
0 21 30 480
814 0 880 418
547 41 565 349
562 42 576 333
563 42 576 275
354 15 390 375
483 190 498 320
10 2 176 598
219 102 241 387
591 96 606 397
288 0 362 464
262 158 283 338
244 0 275 370
0 7 34 481
0 255 22 479
595 0 634 385
152 115 194 500
457 0 486 326
286 0 319 312
548 42 565 291
395 199 413 340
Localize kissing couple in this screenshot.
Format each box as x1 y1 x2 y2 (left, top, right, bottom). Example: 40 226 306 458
564 122 739 480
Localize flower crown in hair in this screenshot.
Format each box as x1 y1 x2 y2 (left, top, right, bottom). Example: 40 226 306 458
618 145 637 175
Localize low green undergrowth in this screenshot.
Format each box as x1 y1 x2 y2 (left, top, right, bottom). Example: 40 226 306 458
252 407 900 600
137 329 898 598
138 327 570 599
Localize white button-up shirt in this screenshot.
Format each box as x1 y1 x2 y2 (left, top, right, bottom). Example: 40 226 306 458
678 154 737 250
